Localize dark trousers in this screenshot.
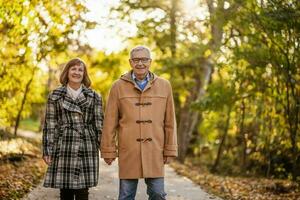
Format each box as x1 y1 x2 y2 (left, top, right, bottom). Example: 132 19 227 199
60 188 89 200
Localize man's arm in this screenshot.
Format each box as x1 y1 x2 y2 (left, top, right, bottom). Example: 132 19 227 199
163 81 178 162
100 83 119 164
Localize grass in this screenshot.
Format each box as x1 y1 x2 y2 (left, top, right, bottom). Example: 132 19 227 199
19 118 41 133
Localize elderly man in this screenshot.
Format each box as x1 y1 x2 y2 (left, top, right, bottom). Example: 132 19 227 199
101 45 177 200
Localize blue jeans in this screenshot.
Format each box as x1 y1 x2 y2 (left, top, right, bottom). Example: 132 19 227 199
119 178 166 200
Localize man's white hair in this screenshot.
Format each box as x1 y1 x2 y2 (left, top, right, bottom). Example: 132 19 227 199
130 45 152 59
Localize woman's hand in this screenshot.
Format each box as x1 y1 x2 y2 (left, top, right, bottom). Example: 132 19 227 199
163 156 174 164
104 158 115 165
43 155 52 165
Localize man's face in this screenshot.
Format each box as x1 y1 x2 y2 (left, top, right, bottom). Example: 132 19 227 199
129 49 152 79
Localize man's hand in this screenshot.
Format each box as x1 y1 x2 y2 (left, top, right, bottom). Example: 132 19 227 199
43 155 52 165
163 156 174 164
104 158 115 165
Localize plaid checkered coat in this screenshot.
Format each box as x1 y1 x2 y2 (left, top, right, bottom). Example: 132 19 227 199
42 85 103 189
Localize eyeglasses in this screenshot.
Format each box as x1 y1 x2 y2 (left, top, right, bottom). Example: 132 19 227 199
130 57 151 64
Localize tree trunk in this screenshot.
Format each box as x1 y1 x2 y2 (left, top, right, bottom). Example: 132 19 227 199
265 100 272 178
177 0 225 162
239 100 247 172
286 80 299 181
211 106 232 172
177 58 214 162
14 69 35 136
170 0 177 58
178 111 200 161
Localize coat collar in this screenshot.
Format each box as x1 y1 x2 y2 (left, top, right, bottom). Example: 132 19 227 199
50 85 94 114
51 85 93 99
120 70 158 92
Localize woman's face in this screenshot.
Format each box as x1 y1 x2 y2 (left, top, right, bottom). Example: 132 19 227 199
68 64 84 84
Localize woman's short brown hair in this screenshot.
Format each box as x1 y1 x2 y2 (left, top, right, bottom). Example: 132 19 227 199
59 58 91 88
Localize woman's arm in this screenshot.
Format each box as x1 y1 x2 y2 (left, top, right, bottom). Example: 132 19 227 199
94 92 104 147
42 93 57 164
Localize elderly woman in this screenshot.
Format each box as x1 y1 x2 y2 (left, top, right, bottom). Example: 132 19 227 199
42 58 103 200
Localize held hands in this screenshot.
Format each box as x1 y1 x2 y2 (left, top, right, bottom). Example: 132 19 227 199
163 156 174 164
104 158 115 165
43 155 52 165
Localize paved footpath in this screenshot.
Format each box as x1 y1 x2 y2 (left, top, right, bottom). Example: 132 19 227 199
18 130 221 200
23 159 221 200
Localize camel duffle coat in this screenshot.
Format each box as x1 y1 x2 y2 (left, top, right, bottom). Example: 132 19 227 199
42 85 103 189
101 71 178 179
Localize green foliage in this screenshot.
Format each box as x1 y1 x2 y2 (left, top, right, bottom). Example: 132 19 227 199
19 118 40 132
0 0 299 182
0 0 95 127
191 0 300 179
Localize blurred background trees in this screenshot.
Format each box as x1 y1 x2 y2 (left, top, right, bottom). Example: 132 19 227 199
0 0 299 181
